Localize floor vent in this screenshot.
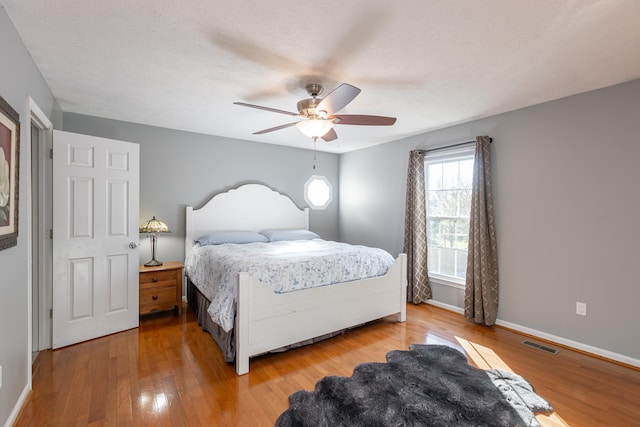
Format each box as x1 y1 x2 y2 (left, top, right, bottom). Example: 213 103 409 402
522 340 560 355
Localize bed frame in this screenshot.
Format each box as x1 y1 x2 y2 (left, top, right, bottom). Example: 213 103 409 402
185 183 407 375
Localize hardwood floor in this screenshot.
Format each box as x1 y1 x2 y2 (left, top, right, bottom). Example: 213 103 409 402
15 303 640 426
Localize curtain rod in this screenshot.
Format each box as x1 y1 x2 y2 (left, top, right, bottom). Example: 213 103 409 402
418 137 492 154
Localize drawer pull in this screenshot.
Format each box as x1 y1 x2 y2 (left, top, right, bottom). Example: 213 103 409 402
152 295 158 300
152 277 158 283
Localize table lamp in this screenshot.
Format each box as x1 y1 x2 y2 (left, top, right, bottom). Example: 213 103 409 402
139 216 170 266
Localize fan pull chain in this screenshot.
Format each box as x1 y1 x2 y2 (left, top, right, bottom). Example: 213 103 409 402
313 137 317 170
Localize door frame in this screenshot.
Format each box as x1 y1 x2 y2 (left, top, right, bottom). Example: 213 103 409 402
26 96 53 389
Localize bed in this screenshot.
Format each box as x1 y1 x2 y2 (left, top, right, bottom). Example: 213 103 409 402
184 183 407 375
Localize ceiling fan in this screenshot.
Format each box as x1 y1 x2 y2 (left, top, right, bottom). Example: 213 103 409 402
234 83 397 142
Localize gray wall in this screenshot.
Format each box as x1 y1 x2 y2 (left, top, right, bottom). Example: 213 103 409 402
339 79 640 361
0 6 62 425
62 113 340 265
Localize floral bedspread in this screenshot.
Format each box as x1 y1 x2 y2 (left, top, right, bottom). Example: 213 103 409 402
185 240 395 332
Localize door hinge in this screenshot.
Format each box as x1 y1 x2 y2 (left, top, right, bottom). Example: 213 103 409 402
48 148 53 159
49 308 53 319
47 229 53 239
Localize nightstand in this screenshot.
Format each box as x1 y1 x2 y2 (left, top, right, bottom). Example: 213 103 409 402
139 262 183 316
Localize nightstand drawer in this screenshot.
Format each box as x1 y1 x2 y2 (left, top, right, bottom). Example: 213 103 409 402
140 287 177 307
140 269 177 288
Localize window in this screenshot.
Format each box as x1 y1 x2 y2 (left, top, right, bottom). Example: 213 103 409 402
424 146 475 286
304 175 333 210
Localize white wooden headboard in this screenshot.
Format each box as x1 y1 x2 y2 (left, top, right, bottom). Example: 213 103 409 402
185 184 310 258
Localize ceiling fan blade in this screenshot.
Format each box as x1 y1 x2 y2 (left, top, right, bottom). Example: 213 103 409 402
321 128 338 142
331 114 397 126
253 122 298 135
234 102 299 117
316 83 361 115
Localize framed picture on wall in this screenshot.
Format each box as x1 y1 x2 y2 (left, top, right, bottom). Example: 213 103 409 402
0 94 20 251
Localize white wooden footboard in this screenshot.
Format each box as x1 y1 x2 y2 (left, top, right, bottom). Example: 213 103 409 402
235 253 407 375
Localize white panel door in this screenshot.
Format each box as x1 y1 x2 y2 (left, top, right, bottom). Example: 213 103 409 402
52 130 139 349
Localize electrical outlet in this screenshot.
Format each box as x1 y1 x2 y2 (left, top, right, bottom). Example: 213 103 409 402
576 302 587 316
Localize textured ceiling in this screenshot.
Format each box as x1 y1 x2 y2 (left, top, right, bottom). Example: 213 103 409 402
2 0 640 153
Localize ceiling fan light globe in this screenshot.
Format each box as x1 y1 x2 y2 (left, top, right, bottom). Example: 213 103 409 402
296 119 334 139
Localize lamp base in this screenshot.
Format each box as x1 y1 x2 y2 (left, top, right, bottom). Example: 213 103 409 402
144 259 163 267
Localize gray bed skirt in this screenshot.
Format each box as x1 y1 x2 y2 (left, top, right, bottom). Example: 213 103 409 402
187 277 346 364
187 278 235 362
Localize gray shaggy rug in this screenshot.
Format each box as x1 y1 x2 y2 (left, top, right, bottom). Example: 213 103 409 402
276 344 552 427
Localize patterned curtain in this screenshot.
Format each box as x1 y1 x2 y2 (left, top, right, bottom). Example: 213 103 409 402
403 150 431 303
464 136 499 325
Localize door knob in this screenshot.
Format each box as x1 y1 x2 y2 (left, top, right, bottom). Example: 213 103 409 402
129 242 138 249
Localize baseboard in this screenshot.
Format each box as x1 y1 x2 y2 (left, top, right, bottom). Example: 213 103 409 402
426 300 640 369
426 300 464 314
4 384 30 427
495 318 640 369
